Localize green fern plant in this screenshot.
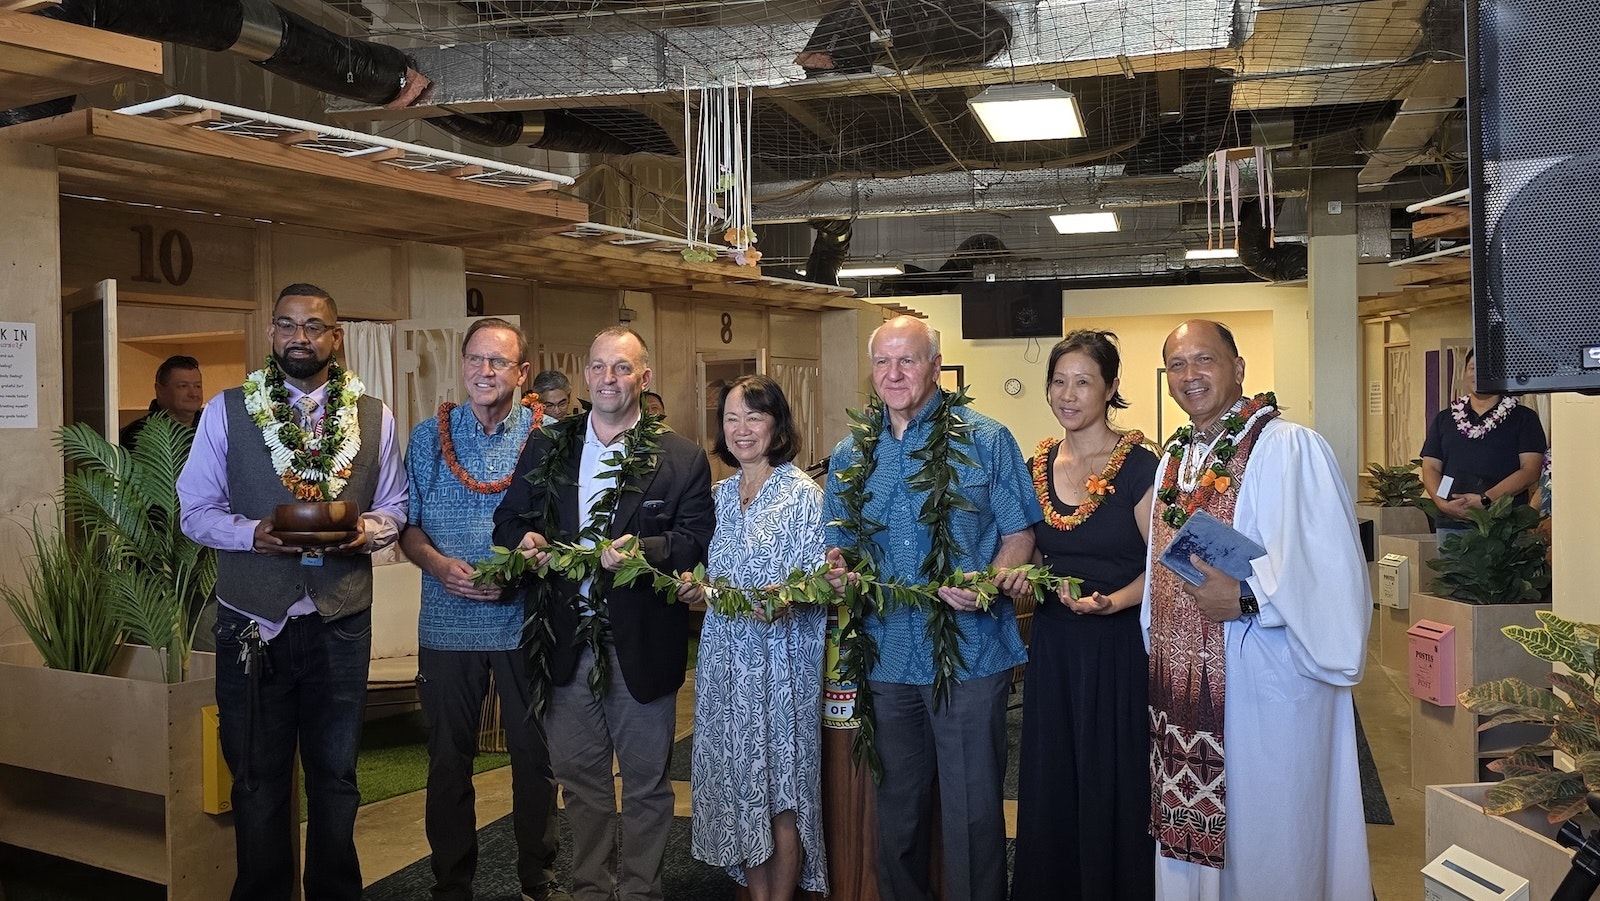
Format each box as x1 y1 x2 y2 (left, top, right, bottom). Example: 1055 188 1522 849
0 508 122 674
58 415 215 683
1461 611 1600 823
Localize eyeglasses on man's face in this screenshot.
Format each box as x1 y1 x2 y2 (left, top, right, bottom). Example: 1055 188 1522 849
272 318 335 339
462 353 520 373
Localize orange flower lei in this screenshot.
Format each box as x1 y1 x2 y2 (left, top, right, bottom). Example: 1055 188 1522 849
437 393 545 494
1031 430 1146 531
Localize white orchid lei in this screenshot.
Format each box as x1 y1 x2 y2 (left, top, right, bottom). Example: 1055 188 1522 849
242 356 364 501
1451 394 1517 439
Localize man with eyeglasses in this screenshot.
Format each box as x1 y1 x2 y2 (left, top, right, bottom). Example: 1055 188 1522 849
178 283 409 901
531 369 573 423
399 319 568 901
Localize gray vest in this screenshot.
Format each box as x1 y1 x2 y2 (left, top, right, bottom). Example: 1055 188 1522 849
213 386 384 622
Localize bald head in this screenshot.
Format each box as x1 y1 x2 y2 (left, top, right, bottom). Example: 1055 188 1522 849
869 315 943 431
1163 319 1246 431
1162 319 1238 362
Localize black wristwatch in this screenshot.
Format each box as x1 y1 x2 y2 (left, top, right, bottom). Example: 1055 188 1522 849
1239 585 1260 619
1480 493 1492 507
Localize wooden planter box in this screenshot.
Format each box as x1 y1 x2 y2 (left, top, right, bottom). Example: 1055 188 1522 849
1357 503 1431 538
1408 594 1550 790
1426 783 1582 901
1376 533 1439 672
0 643 234 899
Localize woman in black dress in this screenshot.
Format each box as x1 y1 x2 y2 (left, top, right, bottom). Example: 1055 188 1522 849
1000 329 1157 901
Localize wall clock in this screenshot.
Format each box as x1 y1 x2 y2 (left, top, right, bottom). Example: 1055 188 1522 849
1004 378 1023 397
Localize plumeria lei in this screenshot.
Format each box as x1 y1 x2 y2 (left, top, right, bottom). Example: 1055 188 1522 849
243 356 363 501
1032 430 1145 531
1156 392 1278 528
1451 394 1518 439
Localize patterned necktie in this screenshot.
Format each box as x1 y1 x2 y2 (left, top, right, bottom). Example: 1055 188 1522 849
295 396 320 434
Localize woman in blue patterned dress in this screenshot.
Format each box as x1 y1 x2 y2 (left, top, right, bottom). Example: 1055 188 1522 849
686 374 829 900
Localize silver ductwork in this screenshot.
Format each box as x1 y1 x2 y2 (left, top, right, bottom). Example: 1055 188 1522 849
752 166 1306 223
327 0 1243 115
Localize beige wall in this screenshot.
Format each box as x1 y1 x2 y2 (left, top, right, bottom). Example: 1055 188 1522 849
1550 395 1600 624
884 283 1305 450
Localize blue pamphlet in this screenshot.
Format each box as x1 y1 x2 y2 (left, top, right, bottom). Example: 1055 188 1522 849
1158 509 1268 586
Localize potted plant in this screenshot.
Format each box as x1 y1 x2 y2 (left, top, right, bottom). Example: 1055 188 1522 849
0 509 121 675
0 415 233 900
57 415 216 682
1357 458 1435 536
1428 496 1550 605
1409 496 1553 789
1423 612 1600 900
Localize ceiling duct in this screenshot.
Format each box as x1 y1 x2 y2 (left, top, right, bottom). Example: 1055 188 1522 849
803 219 854 287
796 0 1012 76
329 0 1241 115
1236 199 1308 282
0 0 417 124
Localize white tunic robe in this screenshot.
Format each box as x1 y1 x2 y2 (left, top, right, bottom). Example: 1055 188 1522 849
1142 417 1373 901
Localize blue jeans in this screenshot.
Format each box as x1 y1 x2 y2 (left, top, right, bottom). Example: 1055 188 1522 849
214 604 372 901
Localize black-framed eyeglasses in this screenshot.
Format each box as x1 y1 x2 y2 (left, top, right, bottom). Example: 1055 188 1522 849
463 353 520 373
272 318 334 339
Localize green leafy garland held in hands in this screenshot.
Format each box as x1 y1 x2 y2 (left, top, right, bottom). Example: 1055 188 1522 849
476 386 1082 779
503 409 669 715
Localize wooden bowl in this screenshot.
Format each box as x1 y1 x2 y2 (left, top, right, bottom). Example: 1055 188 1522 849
273 501 359 532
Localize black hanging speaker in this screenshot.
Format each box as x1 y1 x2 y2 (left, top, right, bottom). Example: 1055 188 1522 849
1467 0 1600 393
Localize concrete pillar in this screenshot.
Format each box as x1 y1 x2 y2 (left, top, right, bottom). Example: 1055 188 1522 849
0 141 63 642
1307 170 1362 494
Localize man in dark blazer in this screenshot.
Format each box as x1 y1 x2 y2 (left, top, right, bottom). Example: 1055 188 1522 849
493 326 714 901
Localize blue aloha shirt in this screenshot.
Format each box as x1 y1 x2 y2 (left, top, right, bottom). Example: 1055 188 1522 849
823 392 1040 684
405 403 536 651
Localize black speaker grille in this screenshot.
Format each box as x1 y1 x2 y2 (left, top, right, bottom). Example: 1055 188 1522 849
1467 0 1600 393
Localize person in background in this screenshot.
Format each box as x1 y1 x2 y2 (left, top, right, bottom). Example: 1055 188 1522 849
686 374 828 900
493 327 715 901
121 354 204 450
1146 319 1370 901
178 283 408 901
821 315 1037 901
1419 348 1546 541
531 369 573 423
400 318 566 901
999 330 1157 901
642 391 666 420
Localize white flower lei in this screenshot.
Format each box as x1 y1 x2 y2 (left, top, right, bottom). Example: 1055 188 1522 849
1451 394 1517 440
242 364 364 499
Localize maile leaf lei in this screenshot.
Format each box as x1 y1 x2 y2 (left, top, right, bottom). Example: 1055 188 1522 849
508 411 668 712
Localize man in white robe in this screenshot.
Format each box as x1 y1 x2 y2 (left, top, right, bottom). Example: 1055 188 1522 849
1143 320 1372 901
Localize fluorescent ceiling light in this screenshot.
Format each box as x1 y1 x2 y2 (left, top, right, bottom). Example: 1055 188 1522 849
837 264 904 278
1050 211 1120 234
968 83 1085 142
1185 247 1240 260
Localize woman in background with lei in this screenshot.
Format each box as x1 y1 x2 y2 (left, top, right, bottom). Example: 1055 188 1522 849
999 329 1158 901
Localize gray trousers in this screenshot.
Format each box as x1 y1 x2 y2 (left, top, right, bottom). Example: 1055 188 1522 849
871 669 1011 901
547 645 678 901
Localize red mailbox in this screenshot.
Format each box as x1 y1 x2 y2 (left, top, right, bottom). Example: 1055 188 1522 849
1408 619 1456 706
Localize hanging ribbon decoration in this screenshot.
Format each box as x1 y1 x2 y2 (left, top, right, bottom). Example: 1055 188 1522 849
1201 147 1276 250
683 72 761 269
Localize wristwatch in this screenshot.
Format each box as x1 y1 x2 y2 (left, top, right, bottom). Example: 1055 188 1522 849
1238 584 1260 619
1479 493 1492 507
